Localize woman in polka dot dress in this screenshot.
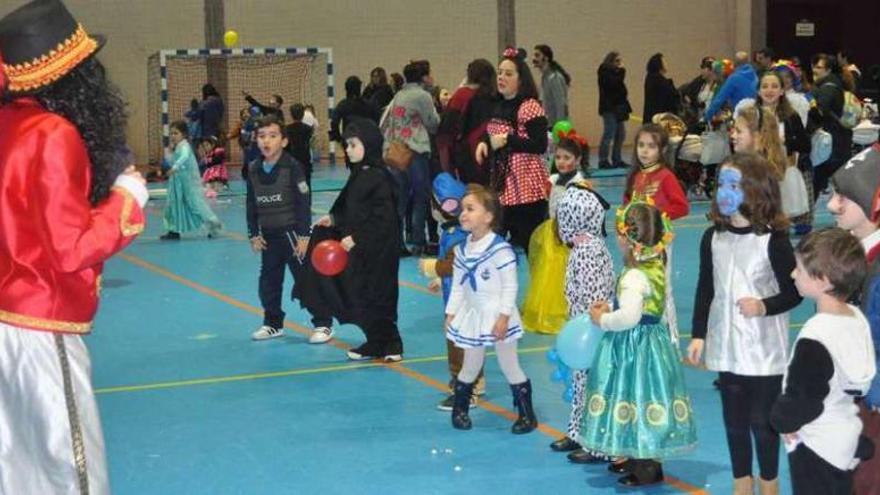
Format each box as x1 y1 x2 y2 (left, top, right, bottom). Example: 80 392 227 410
476 47 549 253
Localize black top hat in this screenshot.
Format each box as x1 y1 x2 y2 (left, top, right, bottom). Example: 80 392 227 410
0 0 102 93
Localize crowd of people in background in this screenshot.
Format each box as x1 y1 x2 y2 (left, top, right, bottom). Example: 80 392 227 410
159 44 880 491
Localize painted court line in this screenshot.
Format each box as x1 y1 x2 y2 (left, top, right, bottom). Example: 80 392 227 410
117 250 707 494
95 346 553 395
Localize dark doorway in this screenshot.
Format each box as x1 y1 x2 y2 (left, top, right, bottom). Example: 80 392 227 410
767 0 879 97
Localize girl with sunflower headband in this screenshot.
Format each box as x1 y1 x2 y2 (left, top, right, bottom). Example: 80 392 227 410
579 200 697 487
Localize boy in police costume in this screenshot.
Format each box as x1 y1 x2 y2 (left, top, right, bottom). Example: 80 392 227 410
246 115 335 344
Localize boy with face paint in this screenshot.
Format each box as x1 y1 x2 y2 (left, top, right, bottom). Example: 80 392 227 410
827 144 880 494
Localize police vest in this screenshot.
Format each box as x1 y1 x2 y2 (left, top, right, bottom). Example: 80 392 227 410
250 162 298 231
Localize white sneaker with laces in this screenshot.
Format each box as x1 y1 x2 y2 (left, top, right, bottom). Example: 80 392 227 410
251 325 284 341
308 326 334 344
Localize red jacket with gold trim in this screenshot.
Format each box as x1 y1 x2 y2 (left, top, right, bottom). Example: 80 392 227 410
0 98 145 334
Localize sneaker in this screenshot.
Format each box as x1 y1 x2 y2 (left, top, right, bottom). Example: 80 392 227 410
160 231 180 241
251 325 284 341
347 343 381 361
436 394 478 411
437 395 454 411
382 339 403 362
308 326 334 344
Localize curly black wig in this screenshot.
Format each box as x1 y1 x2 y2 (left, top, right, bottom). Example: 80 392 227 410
33 58 129 205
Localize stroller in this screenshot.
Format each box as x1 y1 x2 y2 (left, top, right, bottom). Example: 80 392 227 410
652 113 706 197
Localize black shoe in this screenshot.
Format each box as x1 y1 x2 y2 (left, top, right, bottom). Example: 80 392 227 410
608 459 633 474
598 160 613 169
452 379 474 430
617 460 663 487
550 437 580 452
613 161 628 169
399 246 412 258
160 232 180 241
346 342 382 361
383 338 404 362
510 380 538 434
567 448 607 464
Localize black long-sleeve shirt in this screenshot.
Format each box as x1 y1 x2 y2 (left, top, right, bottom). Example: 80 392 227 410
692 226 803 340
770 338 834 433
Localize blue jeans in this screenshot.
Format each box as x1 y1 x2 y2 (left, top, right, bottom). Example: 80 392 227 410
407 152 431 247
599 112 626 164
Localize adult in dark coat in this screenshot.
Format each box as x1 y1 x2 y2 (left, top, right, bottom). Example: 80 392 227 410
199 83 225 139
311 117 403 361
643 53 680 124
597 51 632 168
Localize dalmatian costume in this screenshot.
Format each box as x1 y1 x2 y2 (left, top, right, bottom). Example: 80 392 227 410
556 182 615 444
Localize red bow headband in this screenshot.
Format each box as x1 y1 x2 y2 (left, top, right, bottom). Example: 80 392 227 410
557 129 588 148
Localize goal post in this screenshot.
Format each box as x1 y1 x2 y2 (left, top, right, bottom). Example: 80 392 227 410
147 46 336 166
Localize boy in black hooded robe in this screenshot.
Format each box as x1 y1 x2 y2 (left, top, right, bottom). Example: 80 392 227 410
312 117 404 361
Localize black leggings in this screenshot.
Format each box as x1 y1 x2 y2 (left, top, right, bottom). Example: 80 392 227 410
502 200 548 254
718 372 783 480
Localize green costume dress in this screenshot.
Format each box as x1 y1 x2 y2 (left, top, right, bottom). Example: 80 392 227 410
163 140 222 235
578 259 696 459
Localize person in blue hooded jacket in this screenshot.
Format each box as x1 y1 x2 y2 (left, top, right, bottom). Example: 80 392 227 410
704 52 758 122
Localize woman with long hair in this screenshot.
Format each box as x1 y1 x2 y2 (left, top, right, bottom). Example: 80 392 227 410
475 48 549 253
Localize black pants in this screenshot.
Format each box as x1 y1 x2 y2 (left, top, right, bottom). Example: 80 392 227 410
259 233 333 329
718 372 783 480
789 444 853 494
812 156 846 202
502 200 548 254
359 313 403 354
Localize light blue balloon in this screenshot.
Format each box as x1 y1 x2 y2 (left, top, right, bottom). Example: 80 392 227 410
562 369 573 386
556 315 603 370
563 386 574 403
550 368 566 382
546 348 560 363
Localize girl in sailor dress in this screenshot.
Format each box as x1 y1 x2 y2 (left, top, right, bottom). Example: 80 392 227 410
445 185 537 434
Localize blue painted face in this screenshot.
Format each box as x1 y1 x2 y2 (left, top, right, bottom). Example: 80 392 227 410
716 167 744 216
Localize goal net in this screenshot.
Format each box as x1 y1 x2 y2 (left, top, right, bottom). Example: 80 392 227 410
147 47 335 166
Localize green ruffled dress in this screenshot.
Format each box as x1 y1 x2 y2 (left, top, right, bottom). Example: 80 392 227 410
578 259 696 459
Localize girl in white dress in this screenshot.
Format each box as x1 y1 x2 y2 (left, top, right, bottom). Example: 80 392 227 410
446 184 536 433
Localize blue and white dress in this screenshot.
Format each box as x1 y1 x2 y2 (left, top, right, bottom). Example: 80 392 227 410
446 233 523 348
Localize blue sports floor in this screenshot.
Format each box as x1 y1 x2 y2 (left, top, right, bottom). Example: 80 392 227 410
93 164 827 494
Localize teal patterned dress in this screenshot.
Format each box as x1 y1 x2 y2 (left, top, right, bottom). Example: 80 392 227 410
578 259 696 459
163 140 222 235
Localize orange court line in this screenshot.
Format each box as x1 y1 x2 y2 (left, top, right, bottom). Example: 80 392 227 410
118 250 707 494
211 231 440 297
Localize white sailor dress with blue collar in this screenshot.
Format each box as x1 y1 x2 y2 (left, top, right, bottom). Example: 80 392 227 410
445 233 523 348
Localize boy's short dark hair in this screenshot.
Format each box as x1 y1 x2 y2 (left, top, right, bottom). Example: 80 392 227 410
273 94 284 106
796 227 867 300
289 103 305 121
256 114 285 133
403 60 430 83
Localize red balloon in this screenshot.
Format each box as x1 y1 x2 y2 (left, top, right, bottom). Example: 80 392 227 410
311 240 349 276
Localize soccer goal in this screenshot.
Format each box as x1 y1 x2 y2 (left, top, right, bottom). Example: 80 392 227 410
147 47 335 166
